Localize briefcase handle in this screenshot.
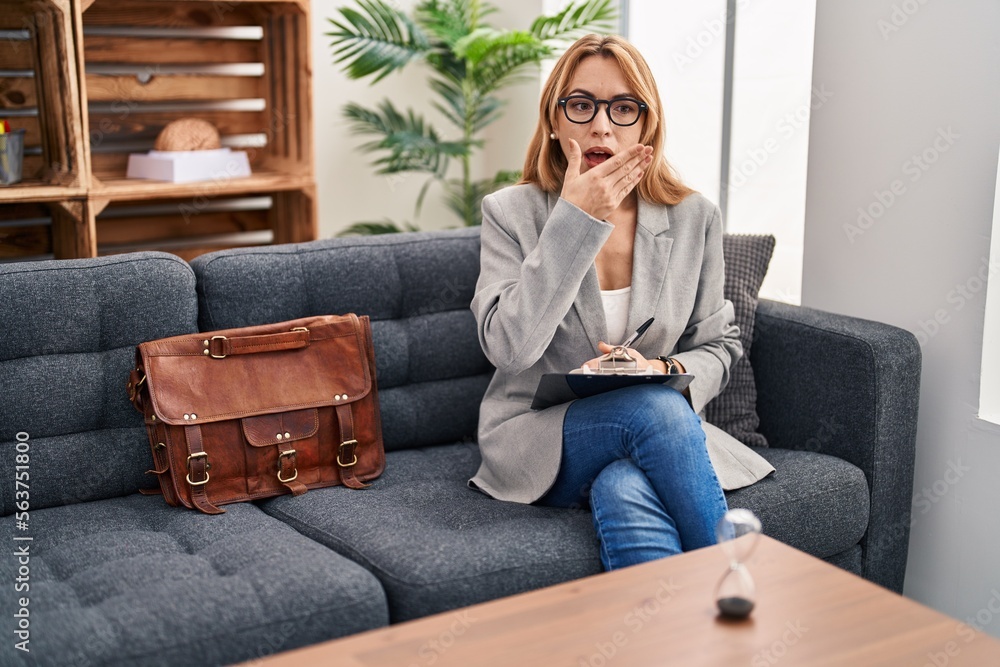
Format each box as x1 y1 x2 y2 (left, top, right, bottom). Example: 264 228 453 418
204 327 311 359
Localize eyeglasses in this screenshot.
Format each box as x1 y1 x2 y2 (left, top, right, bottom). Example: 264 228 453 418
557 95 648 127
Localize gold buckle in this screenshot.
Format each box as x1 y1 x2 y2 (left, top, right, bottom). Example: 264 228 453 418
185 452 210 486
337 439 359 467
209 335 228 359
277 449 298 483
128 373 146 401
290 327 309 333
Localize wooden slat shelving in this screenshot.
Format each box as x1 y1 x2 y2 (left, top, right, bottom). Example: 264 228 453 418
0 0 315 261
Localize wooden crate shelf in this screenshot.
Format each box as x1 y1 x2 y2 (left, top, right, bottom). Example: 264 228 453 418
93 186 314 250
0 0 89 201
90 171 315 201
1 0 315 261
80 0 313 183
0 202 56 259
0 198 96 260
0 182 87 203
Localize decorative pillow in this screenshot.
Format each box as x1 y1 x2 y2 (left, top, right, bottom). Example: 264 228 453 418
704 233 776 448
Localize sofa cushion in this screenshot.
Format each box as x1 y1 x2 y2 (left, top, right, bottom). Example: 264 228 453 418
726 447 870 558
705 233 776 448
257 442 603 622
0 253 199 514
259 440 869 623
0 494 388 667
191 228 493 452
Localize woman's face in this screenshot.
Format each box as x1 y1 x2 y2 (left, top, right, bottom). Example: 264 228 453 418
554 56 646 175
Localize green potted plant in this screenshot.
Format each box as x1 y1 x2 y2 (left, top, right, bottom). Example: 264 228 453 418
327 0 616 234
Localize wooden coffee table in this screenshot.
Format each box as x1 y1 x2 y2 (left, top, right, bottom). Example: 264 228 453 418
252 536 1000 666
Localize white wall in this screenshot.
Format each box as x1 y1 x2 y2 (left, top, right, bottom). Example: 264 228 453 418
310 0 544 238
804 0 1000 638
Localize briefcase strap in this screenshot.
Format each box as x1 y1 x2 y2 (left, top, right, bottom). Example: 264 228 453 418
184 425 224 515
205 329 310 359
277 442 308 496
335 403 369 489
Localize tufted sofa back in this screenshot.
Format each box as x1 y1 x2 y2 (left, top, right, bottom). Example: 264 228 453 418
0 253 198 515
190 228 493 452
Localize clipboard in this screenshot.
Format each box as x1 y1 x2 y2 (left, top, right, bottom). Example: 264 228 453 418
530 372 694 410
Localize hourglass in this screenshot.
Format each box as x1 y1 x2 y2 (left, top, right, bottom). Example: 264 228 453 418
714 508 763 619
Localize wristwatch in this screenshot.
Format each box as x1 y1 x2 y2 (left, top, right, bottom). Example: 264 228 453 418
655 356 678 374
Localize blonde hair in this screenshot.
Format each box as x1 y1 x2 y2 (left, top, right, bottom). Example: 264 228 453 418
520 34 694 206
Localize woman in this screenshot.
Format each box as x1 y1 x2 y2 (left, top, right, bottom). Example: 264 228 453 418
469 34 774 570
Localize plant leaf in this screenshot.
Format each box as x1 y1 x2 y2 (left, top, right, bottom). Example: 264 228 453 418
416 0 482 81
469 95 504 134
414 176 437 218
429 77 467 129
530 0 616 44
336 219 422 236
490 169 522 189
343 100 469 178
444 169 521 226
455 29 543 67
331 0 615 230
416 0 479 47
327 0 431 82
442 178 473 225
470 34 551 95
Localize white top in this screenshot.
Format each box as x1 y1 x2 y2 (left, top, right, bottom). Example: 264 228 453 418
600 285 632 345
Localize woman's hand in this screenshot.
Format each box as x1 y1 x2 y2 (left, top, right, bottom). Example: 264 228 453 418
580 341 660 372
560 140 653 221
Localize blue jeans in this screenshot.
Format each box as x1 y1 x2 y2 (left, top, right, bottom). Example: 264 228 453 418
536 384 728 570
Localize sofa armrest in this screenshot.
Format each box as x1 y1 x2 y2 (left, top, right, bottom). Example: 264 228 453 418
751 299 921 593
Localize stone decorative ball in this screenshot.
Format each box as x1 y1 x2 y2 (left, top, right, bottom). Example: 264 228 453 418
154 118 222 151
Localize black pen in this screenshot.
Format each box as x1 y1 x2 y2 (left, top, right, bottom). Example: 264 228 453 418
620 317 654 348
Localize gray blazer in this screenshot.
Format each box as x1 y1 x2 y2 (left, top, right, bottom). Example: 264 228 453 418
469 184 775 503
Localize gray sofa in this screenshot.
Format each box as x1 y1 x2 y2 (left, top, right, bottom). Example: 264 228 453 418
0 227 920 666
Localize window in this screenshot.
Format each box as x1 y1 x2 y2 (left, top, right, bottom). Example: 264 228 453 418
979 146 1000 425
626 0 816 304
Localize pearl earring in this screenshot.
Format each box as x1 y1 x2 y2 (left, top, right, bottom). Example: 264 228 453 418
549 132 556 140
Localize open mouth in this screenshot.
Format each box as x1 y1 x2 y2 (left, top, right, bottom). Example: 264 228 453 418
584 148 613 168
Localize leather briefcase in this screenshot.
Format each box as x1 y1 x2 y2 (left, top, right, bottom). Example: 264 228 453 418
127 314 384 514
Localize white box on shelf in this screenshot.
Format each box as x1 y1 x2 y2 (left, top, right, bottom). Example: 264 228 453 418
126 148 252 183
